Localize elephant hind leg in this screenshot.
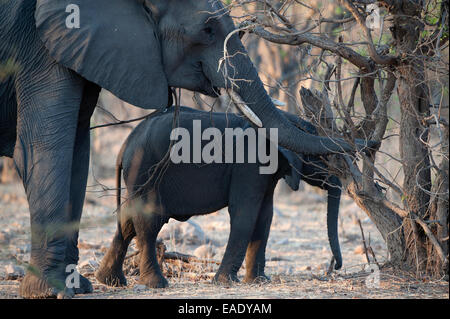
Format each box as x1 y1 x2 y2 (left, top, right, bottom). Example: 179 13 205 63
127 200 168 288
95 218 135 287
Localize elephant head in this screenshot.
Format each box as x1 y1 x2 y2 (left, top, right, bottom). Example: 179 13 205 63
35 0 367 156
279 138 343 270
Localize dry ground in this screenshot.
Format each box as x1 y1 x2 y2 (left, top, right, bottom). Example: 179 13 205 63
0 179 448 299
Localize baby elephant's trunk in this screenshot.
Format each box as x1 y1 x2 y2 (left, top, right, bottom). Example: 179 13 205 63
327 176 343 270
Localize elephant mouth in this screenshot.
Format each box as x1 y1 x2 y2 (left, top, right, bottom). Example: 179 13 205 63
197 62 219 97
198 83 220 97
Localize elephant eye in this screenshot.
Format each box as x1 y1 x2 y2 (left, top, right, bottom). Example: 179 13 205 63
202 27 215 40
203 27 213 35
196 26 215 45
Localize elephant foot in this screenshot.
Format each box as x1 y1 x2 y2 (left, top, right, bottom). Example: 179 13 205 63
74 274 93 294
19 272 74 299
243 274 271 284
139 273 168 289
95 267 127 287
212 272 239 285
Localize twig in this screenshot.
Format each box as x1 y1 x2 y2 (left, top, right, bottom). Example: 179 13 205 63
124 251 140 260
327 256 336 275
164 251 221 265
412 213 448 265
90 111 161 130
125 250 221 265
357 219 371 265
367 246 380 268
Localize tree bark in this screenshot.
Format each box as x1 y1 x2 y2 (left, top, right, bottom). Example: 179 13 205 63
392 0 433 273
426 124 449 277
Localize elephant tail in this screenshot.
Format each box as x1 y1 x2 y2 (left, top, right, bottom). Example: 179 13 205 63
116 142 127 212
327 176 343 270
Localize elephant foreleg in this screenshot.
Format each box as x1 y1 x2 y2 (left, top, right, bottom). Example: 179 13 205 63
214 176 264 284
244 190 274 283
65 82 101 294
14 65 84 299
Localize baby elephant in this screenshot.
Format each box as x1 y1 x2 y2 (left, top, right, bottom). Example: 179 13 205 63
96 106 342 288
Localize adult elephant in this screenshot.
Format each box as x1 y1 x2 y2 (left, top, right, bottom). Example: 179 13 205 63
0 0 369 298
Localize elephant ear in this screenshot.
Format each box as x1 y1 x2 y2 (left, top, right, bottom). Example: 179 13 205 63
35 0 168 109
279 147 303 191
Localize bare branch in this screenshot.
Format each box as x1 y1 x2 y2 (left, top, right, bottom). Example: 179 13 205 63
341 0 398 65
371 71 397 141
250 25 372 69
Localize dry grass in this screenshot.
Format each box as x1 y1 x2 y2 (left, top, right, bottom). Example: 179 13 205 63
0 179 448 299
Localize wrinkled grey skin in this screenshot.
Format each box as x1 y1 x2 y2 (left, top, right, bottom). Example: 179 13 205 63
1 0 370 298
95 107 343 288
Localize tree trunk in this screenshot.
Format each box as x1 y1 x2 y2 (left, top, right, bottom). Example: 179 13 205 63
344 182 406 265
392 0 433 274
426 124 449 277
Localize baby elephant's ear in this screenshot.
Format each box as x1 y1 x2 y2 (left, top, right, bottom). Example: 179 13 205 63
279 147 303 191
35 0 168 109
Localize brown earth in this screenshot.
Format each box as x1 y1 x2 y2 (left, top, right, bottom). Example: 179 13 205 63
0 179 448 299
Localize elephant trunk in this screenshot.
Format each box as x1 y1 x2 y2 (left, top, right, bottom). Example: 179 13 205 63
217 43 356 156
326 176 343 270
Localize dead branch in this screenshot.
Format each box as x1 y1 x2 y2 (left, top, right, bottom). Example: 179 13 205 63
250 25 372 70
164 251 221 265
341 0 397 65
412 213 448 264
371 71 397 142
125 250 221 265
357 219 372 265
90 111 160 130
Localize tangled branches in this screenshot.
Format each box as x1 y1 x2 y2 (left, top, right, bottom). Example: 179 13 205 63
223 0 448 277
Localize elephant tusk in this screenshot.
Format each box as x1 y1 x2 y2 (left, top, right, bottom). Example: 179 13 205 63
227 89 263 128
271 98 286 107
